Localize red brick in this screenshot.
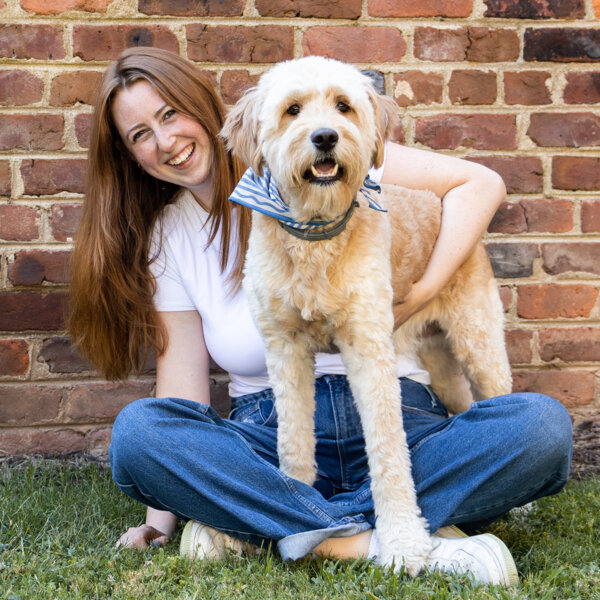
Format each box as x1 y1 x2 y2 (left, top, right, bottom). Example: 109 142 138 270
504 71 552 105
0 160 10 196
542 243 600 276
0 339 29 376
257 0 361 17
8 250 71 285
369 0 472 16
140 0 244 15
393 72 444 107
528 113 600 147
489 202 527 234
449 70 497 105
49 203 82 241
539 327 600 362
21 159 86 195
415 114 517 150
302 27 406 63
582 200 600 233
73 25 178 61
0 25 65 60
564 72 600 104
467 27 520 62
517 284 598 319
0 205 40 241
188 25 293 63
0 384 62 424
595 0 600 17
20 0 112 13
512 370 594 408
74 113 91 149
506 329 533 365
520 198 573 233
0 292 68 331
499 285 512 311
0 70 44 106
552 156 600 191
38 336 93 374
65 382 154 422
50 71 102 107
414 27 468 62
220 70 261 105
0 428 86 456
484 0 585 18
524 28 600 62
0 114 63 151
468 156 543 194
87 427 111 456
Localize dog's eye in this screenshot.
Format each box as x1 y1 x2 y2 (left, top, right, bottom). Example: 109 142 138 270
336 101 350 113
286 104 300 116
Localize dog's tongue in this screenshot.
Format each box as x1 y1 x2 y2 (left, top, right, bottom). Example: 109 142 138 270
314 160 336 174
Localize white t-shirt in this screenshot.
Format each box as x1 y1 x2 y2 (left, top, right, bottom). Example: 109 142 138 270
149 163 430 397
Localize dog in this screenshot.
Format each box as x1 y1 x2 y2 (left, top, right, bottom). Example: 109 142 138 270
221 56 512 575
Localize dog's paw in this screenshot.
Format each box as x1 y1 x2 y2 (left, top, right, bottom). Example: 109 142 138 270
375 521 432 577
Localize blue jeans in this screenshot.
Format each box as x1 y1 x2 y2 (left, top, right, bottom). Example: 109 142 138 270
109 376 572 561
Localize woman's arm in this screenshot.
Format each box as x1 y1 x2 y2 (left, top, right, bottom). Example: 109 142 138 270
117 310 211 548
380 143 506 327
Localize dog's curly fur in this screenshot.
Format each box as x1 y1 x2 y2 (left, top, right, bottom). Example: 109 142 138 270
221 56 512 575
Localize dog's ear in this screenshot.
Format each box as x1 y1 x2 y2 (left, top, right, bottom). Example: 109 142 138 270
220 88 263 173
369 90 400 169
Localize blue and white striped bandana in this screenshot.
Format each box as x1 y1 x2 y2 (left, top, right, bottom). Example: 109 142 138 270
229 167 386 232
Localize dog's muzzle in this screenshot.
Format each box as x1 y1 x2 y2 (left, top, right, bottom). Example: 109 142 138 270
302 128 344 185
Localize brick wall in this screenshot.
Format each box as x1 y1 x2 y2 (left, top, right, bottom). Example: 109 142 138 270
1 0 599 457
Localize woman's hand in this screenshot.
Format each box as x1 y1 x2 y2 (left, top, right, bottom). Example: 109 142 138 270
116 524 170 549
393 280 434 329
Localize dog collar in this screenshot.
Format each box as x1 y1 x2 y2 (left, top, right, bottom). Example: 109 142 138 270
228 167 386 240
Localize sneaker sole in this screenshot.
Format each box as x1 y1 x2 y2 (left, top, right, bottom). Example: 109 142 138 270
479 533 519 586
180 520 199 559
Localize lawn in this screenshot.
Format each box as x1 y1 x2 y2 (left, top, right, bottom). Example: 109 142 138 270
0 457 598 599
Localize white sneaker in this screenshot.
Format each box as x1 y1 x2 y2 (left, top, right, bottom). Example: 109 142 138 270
433 525 468 539
427 533 519 586
180 520 247 560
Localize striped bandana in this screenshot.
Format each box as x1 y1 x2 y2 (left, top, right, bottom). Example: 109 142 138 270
228 167 386 235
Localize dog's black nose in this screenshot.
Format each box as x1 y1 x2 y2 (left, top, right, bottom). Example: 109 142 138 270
311 128 338 152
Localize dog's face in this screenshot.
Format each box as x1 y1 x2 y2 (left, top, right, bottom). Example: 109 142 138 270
222 57 398 222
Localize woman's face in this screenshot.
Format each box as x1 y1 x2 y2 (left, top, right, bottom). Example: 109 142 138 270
111 79 214 206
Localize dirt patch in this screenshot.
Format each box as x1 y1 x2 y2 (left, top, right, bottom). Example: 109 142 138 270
571 420 600 479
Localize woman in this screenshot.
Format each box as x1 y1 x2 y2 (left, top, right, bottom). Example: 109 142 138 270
70 47 572 584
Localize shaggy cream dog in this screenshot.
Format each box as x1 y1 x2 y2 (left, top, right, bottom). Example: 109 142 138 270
221 56 511 575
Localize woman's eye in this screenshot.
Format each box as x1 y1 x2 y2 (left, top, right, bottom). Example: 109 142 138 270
286 104 300 116
131 129 148 143
164 109 176 120
337 101 350 113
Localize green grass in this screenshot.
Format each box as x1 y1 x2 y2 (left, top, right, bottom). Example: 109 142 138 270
0 457 598 599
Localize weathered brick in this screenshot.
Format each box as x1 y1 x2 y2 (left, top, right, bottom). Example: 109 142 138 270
512 370 594 408
0 384 62 424
415 114 517 150
467 27 520 62
521 198 573 233
74 113 91 149
140 0 244 16
552 156 600 191
582 200 600 233
524 28 600 62
0 160 10 196
0 25 65 60
0 205 40 241
542 242 600 276
414 27 468 62
20 0 112 13
0 428 86 456
528 113 600 147
302 27 406 63
8 250 71 285
21 159 86 195
484 0 585 18
449 70 497 105
506 329 533 365
499 285 513 311
0 70 44 106
517 284 598 319
0 339 29 376
73 26 178 61
362 70 385 95
368 0 472 17
257 0 361 18
220 70 260 105
38 337 93 374
87 427 111 456
504 71 552 105
539 327 600 362
65 382 154 422
49 203 82 241
595 0 600 17
0 114 63 151
489 202 527 234
468 156 543 194
564 72 600 104
486 242 539 278
393 72 444 107
50 71 102 107
0 292 67 331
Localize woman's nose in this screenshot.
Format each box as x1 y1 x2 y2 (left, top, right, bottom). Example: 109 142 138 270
155 126 175 152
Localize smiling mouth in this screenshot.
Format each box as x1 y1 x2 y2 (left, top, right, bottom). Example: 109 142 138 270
167 143 195 166
303 159 343 185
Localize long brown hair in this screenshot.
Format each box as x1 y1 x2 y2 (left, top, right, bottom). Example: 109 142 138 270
69 46 249 380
